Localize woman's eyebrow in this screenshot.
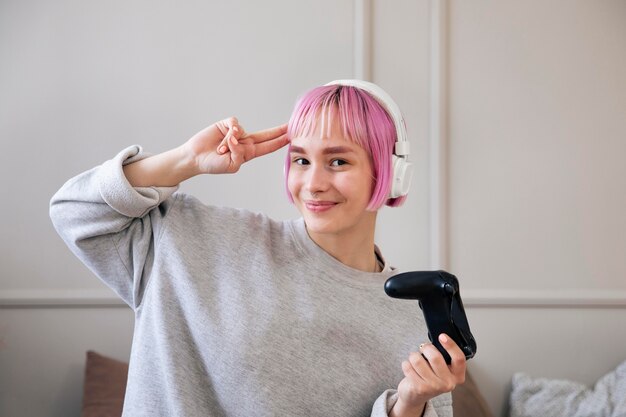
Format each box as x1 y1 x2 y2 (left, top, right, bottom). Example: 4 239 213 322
322 146 355 155
289 145 355 155
289 145 306 154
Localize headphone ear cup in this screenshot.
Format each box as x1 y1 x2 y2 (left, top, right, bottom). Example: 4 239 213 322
390 155 413 199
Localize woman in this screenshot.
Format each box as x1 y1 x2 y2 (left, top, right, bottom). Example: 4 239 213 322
50 80 466 417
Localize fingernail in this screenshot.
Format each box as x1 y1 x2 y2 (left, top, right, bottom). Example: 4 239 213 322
439 334 449 344
219 146 227 154
231 136 238 145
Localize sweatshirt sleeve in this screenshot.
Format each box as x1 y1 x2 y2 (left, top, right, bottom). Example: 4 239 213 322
370 390 452 417
49 145 179 309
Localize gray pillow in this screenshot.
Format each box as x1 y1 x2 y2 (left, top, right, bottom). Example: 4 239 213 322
509 360 626 417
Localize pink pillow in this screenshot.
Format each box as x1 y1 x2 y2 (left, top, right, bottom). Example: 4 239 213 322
81 351 129 417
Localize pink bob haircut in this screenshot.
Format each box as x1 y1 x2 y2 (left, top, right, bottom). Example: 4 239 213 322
284 84 408 210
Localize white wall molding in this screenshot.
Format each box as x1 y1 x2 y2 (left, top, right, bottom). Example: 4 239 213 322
354 0 372 81
429 0 449 271
2 288 626 309
463 289 626 308
0 289 126 308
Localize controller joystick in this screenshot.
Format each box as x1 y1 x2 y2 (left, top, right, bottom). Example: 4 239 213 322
384 270 477 364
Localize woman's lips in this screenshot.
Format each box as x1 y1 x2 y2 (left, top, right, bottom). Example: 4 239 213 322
304 200 337 213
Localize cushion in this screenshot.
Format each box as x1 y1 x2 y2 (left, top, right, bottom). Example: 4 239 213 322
452 370 494 417
81 351 129 417
509 360 626 417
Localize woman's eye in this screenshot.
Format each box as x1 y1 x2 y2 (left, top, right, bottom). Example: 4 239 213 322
330 159 348 167
293 158 309 165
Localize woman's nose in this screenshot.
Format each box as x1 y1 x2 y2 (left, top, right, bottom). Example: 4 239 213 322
305 164 330 195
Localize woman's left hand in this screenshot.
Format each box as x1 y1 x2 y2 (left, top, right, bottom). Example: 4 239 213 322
390 333 467 417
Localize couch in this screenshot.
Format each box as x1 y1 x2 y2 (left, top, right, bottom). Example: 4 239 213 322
81 351 494 417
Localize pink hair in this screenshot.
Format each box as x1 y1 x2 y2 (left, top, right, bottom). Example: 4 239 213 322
285 84 407 210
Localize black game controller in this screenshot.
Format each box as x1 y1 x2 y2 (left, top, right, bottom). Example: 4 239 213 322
384 270 477 364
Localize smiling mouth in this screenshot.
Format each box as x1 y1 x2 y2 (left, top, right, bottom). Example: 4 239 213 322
304 200 338 213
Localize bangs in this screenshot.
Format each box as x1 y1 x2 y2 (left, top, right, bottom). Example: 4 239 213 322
287 85 371 150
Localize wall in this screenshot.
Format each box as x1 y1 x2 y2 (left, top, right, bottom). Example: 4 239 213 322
447 0 626 415
1 1 625 416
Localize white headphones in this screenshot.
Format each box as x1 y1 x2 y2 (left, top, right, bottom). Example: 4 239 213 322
325 79 413 199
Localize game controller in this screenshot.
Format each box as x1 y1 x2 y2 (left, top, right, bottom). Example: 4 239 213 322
384 270 477 364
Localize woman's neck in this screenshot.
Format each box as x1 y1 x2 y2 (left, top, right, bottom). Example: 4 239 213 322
306 213 380 273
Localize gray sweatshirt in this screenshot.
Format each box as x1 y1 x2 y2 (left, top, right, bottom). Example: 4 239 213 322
50 146 451 417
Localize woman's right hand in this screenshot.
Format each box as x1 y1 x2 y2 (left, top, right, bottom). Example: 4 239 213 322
183 117 289 175
123 117 288 188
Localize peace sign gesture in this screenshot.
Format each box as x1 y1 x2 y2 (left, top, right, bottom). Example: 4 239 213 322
185 117 289 175
122 117 288 188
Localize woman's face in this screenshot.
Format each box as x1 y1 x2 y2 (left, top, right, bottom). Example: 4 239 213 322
287 115 376 240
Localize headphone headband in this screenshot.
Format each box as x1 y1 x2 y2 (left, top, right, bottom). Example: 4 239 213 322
324 79 409 156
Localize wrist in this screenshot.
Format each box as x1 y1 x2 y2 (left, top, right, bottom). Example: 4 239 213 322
390 399 426 417
174 144 202 180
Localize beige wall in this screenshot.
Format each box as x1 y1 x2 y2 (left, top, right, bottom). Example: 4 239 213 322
449 0 626 292
1 1 625 416
448 0 626 415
